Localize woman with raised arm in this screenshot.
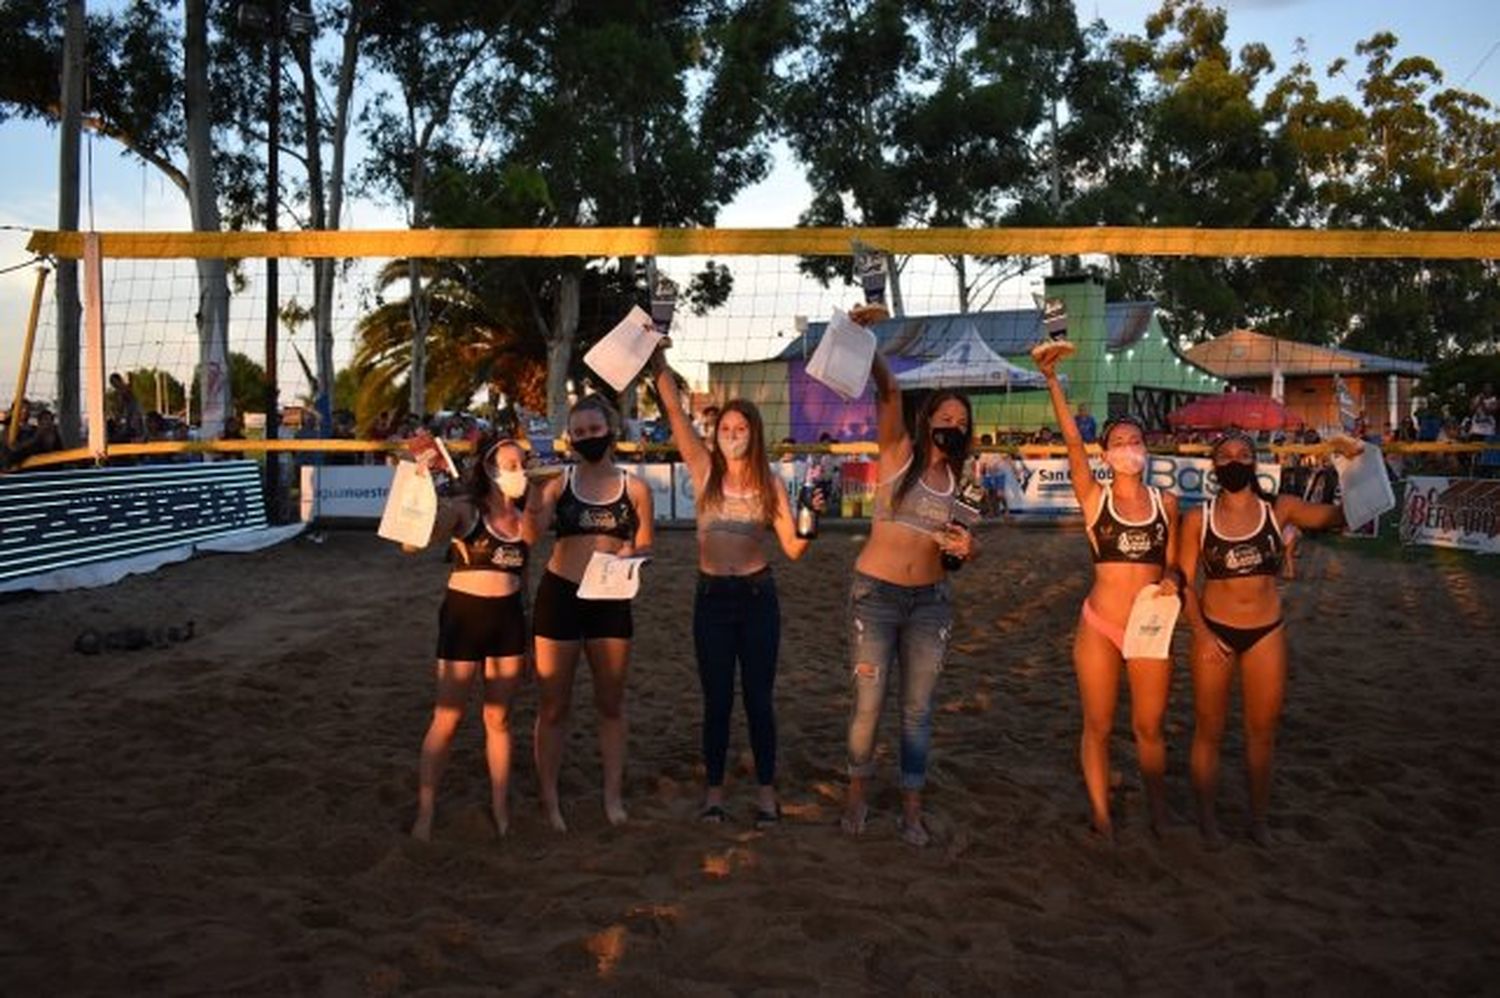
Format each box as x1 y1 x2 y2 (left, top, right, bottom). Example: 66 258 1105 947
650 344 822 827
410 435 537 841
842 305 978 847
525 395 654 830
1035 350 1181 841
1177 430 1362 847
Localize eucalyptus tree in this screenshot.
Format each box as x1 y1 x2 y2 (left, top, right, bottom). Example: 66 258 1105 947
447 1 795 426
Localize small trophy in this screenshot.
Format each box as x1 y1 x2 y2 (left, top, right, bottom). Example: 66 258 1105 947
849 241 890 325
854 243 888 305
650 274 679 337
1029 294 1077 364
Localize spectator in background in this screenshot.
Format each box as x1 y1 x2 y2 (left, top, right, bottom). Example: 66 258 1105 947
1473 383 1499 477
697 406 720 450
1075 403 1097 445
109 373 147 443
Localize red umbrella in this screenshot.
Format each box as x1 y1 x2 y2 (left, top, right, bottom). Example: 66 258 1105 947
1167 392 1304 431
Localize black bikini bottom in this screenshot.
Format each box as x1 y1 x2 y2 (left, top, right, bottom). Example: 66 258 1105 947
1204 616 1284 655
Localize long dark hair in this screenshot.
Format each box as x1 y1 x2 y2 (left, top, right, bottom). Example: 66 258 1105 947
894 389 973 504
1210 430 1274 502
700 398 778 527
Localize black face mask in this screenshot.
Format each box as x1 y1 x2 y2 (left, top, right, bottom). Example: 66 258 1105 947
931 426 968 461
1214 460 1255 493
573 432 613 463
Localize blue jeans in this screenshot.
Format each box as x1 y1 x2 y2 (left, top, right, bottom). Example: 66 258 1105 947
846 572 953 790
693 569 781 786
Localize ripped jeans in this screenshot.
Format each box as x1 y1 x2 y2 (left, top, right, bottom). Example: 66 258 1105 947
846 572 953 790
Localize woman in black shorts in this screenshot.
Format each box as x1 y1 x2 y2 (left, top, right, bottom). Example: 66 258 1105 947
411 436 535 841
526 395 654 829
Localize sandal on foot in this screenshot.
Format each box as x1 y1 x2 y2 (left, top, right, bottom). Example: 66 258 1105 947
753 804 782 829
698 804 729 824
898 815 931 847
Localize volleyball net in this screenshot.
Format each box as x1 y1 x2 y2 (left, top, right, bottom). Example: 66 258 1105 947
7 225 1500 478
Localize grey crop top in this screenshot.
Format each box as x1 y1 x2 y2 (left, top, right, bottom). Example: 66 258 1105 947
873 457 955 535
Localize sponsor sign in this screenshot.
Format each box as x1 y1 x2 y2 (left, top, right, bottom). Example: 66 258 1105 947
300 465 394 520
1399 477 1500 553
1006 456 1282 514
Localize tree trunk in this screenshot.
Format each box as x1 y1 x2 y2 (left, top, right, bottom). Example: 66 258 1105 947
887 251 905 318
56 0 84 447
184 0 231 438
293 0 333 433
546 267 581 431
953 254 970 314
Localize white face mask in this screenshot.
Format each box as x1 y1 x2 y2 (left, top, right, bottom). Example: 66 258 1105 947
492 468 528 499
1104 444 1147 476
721 438 750 460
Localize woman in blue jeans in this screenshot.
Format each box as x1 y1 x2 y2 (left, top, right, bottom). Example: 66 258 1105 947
843 305 977 846
651 344 821 826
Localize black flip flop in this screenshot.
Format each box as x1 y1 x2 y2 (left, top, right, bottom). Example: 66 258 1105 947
698 803 729 824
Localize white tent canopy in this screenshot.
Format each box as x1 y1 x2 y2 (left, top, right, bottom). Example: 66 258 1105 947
894 323 1056 390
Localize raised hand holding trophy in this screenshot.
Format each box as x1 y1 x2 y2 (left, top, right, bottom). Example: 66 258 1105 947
1029 294 1077 365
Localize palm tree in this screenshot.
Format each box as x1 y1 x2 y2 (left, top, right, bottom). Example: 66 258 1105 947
351 259 546 428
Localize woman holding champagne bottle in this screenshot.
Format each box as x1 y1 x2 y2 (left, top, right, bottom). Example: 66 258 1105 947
650 343 822 827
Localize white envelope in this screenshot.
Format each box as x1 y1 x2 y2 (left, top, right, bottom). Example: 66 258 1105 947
377 460 438 548
806 308 876 400
1123 583 1180 660
576 551 652 600
1332 444 1396 530
583 305 662 393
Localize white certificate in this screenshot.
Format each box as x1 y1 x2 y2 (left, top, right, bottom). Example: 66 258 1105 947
1332 444 1396 530
582 306 662 393
576 551 652 600
1123 583 1180 660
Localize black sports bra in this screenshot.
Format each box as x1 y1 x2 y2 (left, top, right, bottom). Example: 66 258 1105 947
554 468 638 541
450 511 528 574
1201 497 1284 579
1087 486 1169 566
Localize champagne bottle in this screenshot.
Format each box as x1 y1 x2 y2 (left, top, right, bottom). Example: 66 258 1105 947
796 461 820 540
941 476 985 570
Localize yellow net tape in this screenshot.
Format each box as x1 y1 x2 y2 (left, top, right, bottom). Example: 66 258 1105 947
26 226 1500 261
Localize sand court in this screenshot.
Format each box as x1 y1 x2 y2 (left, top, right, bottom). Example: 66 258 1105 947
1 524 1497 993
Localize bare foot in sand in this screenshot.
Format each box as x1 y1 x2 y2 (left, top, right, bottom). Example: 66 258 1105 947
604 798 629 827
411 811 433 842
1198 817 1226 851
1249 819 1273 848
491 806 509 838
542 799 568 833
1089 818 1116 847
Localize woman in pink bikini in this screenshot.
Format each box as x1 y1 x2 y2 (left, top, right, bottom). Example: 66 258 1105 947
1037 351 1181 840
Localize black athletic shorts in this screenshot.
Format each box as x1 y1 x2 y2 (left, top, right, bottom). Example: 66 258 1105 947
532 569 633 641
436 589 527 661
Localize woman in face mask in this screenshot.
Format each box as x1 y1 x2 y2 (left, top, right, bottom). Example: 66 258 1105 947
409 436 537 841
1177 431 1361 847
525 395 654 830
649 345 822 827
842 306 979 847
1036 350 1181 841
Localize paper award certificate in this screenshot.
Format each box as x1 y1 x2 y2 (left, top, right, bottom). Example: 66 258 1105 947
576 551 652 600
1122 583 1180 660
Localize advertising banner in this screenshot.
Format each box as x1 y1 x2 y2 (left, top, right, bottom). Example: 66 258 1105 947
1399 477 1500 553
300 465 394 521
1006 456 1283 515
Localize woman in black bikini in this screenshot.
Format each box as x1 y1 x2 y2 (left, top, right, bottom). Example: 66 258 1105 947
1178 430 1362 846
1037 350 1181 840
526 395 654 830
650 344 822 827
410 436 535 841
